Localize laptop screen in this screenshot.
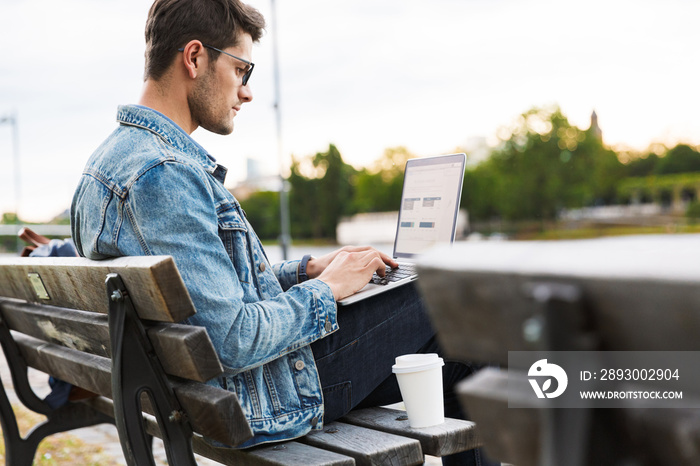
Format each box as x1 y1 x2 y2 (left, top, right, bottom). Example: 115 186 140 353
393 153 466 259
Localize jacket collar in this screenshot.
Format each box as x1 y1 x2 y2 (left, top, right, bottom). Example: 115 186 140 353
117 104 228 184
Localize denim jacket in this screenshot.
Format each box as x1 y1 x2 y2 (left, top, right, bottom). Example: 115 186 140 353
71 105 338 447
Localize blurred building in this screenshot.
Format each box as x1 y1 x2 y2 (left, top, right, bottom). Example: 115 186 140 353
230 157 281 201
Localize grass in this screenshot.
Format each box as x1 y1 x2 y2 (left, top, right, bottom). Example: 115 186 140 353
0 403 120 465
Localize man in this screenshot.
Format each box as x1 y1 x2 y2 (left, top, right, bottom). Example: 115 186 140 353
71 1 495 464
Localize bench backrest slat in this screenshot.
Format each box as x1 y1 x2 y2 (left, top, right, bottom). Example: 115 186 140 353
0 256 195 322
13 332 251 446
0 298 223 382
15 332 113 396
1 297 110 356
147 323 223 382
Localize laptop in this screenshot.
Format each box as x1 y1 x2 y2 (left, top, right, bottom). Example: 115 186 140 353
338 153 466 306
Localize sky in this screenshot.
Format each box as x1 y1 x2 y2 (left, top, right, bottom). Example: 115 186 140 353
1 0 699 222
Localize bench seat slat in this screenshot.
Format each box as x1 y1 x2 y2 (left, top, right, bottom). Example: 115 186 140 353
13 333 251 447
193 436 356 466
300 421 423 466
0 298 223 382
86 396 356 466
0 256 195 322
341 407 481 457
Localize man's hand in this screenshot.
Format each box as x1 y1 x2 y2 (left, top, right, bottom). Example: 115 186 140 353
309 246 398 301
306 246 396 279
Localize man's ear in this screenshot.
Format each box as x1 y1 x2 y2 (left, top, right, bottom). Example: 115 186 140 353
181 40 206 79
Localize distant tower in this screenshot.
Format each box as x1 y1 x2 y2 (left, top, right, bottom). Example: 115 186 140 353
590 110 603 142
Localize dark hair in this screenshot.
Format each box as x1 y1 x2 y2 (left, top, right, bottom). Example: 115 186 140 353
144 0 265 81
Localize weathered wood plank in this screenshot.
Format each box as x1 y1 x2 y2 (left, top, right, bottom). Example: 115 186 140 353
86 396 356 466
147 323 223 382
14 330 114 395
13 333 251 447
0 297 110 356
417 240 700 365
192 436 356 466
0 256 195 322
300 422 423 466
341 407 481 457
457 367 539 466
0 298 222 382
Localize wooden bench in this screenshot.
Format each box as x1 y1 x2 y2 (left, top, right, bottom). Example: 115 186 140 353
416 236 700 466
0 255 481 465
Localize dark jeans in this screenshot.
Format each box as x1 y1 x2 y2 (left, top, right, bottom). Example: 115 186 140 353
310 283 499 466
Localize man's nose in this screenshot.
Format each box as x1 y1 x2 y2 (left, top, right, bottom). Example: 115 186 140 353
239 84 253 103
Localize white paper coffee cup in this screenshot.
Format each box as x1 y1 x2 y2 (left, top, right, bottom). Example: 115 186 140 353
392 353 445 428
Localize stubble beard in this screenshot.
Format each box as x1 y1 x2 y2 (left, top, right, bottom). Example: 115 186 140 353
188 70 234 135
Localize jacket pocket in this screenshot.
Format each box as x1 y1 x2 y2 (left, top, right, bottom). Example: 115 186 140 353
216 201 253 285
216 200 248 231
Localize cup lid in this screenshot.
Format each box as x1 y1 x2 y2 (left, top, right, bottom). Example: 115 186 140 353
392 353 445 374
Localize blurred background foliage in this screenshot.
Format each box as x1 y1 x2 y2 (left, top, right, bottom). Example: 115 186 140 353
239 105 700 241
463 107 623 221
6 105 698 244
7 105 699 243
219 107 700 241
240 106 700 241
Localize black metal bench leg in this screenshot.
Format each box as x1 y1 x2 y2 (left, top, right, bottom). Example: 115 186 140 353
0 375 36 466
0 363 116 466
0 309 49 465
106 273 197 466
0 313 117 465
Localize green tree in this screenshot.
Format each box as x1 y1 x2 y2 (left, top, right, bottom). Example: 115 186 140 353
572 125 624 206
239 191 280 241
314 144 355 238
352 147 414 213
287 144 356 240
1 212 19 224
625 153 660 177
465 106 624 221
288 158 319 239
655 144 700 175
489 107 575 219
461 158 501 221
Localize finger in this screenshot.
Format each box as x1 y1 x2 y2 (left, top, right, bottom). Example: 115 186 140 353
356 251 387 276
368 256 388 276
347 247 394 265
378 251 398 268
349 250 383 274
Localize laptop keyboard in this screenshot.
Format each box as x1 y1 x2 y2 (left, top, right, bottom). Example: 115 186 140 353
370 263 417 285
